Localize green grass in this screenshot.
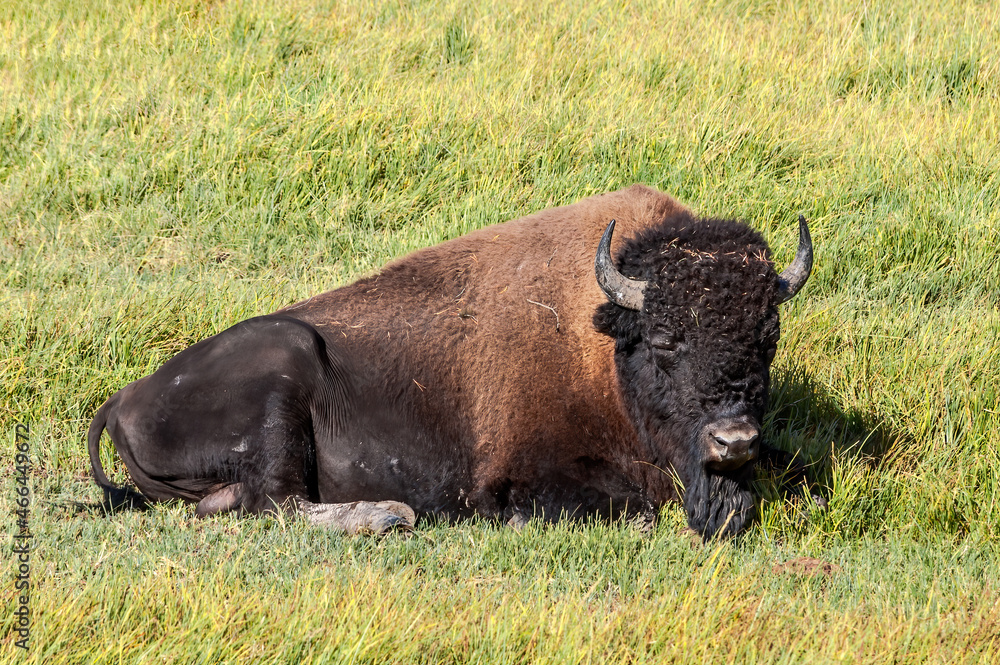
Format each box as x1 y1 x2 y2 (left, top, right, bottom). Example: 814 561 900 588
2 0 999 661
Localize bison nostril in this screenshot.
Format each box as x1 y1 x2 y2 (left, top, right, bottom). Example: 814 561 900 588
706 422 761 468
713 430 759 450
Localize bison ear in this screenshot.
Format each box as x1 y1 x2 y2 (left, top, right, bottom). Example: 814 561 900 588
593 301 642 352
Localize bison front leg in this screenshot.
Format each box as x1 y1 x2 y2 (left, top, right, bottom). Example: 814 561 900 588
295 499 416 535
194 484 415 534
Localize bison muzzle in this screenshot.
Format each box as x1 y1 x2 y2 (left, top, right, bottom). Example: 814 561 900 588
88 185 812 539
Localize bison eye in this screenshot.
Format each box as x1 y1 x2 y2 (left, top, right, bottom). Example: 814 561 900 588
648 331 681 359
763 345 777 364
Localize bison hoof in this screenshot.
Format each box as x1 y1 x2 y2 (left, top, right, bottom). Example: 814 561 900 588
507 512 530 531
629 511 657 534
297 500 415 535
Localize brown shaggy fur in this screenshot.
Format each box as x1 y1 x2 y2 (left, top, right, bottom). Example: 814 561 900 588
277 185 691 516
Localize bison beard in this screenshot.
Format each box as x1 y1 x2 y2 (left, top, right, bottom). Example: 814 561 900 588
684 466 756 539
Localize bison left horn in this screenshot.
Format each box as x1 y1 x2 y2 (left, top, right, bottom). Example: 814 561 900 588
776 215 813 304
595 219 648 311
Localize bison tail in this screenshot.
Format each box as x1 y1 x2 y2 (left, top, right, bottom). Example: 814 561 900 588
87 396 148 511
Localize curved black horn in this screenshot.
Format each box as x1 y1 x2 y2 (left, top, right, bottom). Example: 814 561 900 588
776 215 813 304
595 220 648 311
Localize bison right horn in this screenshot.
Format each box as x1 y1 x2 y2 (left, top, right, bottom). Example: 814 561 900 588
775 215 813 304
595 219 648 311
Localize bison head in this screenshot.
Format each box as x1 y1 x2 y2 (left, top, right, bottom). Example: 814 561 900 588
593 212 812 539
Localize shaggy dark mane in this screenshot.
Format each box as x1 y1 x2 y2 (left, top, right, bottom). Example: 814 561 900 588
594 211 781 540
594 212 777 346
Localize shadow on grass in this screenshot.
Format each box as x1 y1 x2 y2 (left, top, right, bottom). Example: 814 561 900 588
757 362 899 504
48 487 150 517
52 482 151 517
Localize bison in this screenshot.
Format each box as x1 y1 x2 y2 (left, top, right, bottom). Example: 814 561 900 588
88 184 812 539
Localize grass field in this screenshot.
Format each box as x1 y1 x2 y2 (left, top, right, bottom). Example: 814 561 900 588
2 0 999 661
